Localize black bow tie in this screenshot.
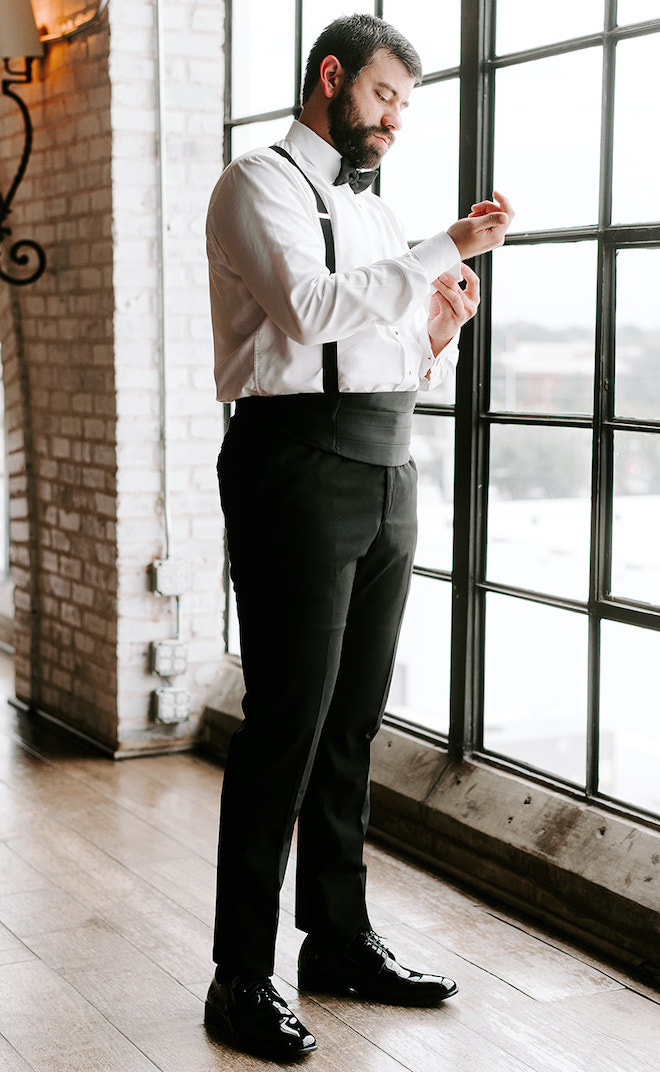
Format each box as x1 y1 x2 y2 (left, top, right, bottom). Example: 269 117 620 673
333 157 379 194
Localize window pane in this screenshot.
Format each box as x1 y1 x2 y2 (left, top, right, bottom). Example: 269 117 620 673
615 249 660 420
388 574 451 735
494 50 602 232
611 431 660 606
382 0 460 74
617 1 660 24
413 414 455 573
380 79 459 239
231 0 296 118
231 117 295 160
487 425 592 599
496 1 604 55
600 621 660 816
491 243 597 415
483 595 588 784
612 34 660 224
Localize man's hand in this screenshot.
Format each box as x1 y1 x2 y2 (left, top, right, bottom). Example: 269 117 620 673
428 263 480 357
447 190 514 260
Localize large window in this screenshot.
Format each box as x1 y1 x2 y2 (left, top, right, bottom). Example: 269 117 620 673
224 1 660 823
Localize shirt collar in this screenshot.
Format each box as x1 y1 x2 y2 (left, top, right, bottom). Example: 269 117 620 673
283 120 343 185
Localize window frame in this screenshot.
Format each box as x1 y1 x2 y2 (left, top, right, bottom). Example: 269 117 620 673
221 0 660 829
450 0 660 827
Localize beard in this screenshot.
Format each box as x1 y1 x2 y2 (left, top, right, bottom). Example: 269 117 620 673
327 82 393 169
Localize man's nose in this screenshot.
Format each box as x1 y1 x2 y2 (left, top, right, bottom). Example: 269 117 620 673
382 105 403 132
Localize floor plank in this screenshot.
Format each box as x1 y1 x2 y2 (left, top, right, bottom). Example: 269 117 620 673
1 652 659 1072
0 960 160 1072
0 1033 36 1072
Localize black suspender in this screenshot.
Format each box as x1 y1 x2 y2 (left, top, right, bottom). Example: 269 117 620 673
270 145 339 395
270 146 335 271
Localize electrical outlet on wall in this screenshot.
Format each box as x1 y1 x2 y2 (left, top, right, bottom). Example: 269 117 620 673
150 559 190 597
151 687 191 724
150 639 188 677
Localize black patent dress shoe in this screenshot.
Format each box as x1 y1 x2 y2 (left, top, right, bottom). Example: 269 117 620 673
204 973 317 1060
298 929 458 1007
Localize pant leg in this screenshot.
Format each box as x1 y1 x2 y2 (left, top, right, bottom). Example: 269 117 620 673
295 461 418 939
213 418 391 979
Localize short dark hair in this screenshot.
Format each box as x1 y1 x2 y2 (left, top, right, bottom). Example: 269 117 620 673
301 14 422 105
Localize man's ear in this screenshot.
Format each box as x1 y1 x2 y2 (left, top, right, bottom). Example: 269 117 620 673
319 55 344 99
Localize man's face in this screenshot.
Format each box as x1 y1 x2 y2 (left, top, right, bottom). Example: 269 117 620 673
327 49 416 169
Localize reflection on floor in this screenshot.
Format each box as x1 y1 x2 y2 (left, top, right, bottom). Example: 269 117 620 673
0 650 659 1071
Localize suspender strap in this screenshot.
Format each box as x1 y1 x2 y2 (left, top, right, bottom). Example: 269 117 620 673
270 145 339 395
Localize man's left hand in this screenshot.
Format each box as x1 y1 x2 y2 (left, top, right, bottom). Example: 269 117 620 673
428 263 480 357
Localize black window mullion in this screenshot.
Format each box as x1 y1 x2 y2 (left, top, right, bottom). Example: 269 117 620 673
586 4 617 796
607 0 617 36
294 0 303 116
585 238 610 796
469 0 496 756
448 0 490 759
223 0 234 166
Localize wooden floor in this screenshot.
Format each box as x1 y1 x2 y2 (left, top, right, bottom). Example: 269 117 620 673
1 653 659 1071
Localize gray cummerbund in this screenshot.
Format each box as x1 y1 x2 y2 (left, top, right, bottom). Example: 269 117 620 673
234 391 417 466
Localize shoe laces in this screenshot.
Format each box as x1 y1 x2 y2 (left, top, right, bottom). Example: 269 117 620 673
234 977 289 1014
356 929 393 958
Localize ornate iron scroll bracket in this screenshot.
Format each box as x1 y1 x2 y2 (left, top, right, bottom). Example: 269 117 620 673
0 57 46 286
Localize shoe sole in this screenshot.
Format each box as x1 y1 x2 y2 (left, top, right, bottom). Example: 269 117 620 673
298 975 459 1007
204 1000 318 1060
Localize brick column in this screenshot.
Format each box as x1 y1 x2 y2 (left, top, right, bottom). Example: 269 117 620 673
0 0 225 754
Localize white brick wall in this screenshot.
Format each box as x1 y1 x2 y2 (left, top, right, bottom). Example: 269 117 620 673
0 0 226 753
111 0 225 752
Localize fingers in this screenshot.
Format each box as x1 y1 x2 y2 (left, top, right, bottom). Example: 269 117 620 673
428 263 481 353
432 264 480 319
470 191 515 223
433 263 479 297
447 212 509 259
460 262 480 299
475 211 509 230
492 189 515 219
469 201 497 218
471 191 512 211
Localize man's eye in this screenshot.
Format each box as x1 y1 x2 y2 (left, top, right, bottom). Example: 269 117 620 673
376 92 387 102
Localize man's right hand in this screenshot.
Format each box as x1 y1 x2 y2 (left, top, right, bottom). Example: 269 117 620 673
447 190 514 259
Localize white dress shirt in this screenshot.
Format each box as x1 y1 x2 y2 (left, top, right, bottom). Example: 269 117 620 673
207 120 462 402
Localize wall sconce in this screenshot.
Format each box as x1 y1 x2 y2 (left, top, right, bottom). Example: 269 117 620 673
0 0 45 285
0 1 109 287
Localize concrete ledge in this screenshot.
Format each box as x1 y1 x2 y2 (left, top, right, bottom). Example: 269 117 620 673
370 725 660 979
198 653 246 753
200 654 660 981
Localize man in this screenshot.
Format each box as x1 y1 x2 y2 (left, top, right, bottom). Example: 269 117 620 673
204 13 513 1061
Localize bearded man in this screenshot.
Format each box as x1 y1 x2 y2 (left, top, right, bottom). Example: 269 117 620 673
204 13 513 1060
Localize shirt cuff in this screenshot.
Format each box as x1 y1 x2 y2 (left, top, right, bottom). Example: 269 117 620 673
410 232 462 283
418 338 460 391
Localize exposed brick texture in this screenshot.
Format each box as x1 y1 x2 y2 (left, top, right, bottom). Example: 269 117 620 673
0 0 225 753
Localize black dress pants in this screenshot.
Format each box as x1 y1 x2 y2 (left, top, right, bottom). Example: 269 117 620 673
213 412 417 981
